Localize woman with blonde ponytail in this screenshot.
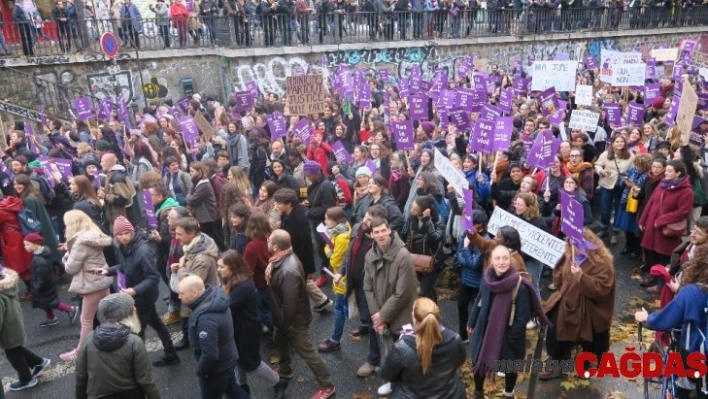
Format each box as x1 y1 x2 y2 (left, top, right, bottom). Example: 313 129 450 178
379 297 467 398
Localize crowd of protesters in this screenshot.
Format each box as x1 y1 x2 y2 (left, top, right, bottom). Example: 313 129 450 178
0 50 708 399
2 0 708 56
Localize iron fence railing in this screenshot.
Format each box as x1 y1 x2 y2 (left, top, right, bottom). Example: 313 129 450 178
0 7 706 57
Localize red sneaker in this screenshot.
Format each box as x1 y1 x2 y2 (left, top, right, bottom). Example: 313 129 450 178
315 274 327 287
310 387 335 399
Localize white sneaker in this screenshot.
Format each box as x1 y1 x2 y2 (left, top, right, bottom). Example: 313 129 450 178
497 371 506 377
526 320 537 330
377 382 392 395
548 283 557 291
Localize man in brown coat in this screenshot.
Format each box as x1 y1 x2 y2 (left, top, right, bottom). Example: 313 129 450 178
98 153 136 226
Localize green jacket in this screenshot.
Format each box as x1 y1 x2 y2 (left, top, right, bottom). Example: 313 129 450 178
0 269 26 350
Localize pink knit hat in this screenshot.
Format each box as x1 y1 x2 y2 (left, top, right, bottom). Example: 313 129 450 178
112 216 134 236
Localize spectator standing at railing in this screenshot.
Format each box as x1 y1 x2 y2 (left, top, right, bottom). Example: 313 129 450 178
187 0 201 45
149 0 171 48
381 0 395 40
361 0 380 40
225 0 251 47
52 1 71 53
110 0 125 44
171 0 190 47
65 0 84 51
258 0 278 46
394 0 409 40
464 0 478 36
120 0 142 49
11 0 35 56
276 0 294 46
0 13 10 55
200 0 218 45
294 0 312 45
410 0 424 38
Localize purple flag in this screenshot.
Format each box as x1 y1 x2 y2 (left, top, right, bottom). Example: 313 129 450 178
292 118 313 144
379 69 390 84
332 141 352 164
470 118 494 154
390 120 415 150
644 84 661 106
498 89 512 114
117 271 126 290
526 130 558 169
585 56 597 69
74 97 93 122
627 102 645 126
97 98 113 120
492 117 513 152
665 95 680 125
267 113 286 140
54 158 73 179
118 94 131 128
234 91 254 113
539 87 559 117
365 159 378 174
461 188 475 232
177 97 190 113
449 108 472 132
409 92 429 121
142 189 158 229
603 103 622 126
559 190 584 244
481 104 501 121
246 81 259 100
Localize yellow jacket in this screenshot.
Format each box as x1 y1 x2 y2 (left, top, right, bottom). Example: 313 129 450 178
328 224 351 295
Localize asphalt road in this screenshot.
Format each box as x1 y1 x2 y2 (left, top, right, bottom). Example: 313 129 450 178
0 231 654 399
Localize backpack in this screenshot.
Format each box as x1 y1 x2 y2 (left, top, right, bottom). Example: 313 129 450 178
18 208 41 235
333 177 353 208
433 195 450 220
692 176 707 207
30 174 56 205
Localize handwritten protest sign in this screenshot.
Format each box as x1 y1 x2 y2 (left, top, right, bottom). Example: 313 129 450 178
575 85 593 106
677 83 698 146
610 63 646 86
487 207 565 267
569 109 600 132
600 50 643 82
194 111 215 136
433 148 468 196
286 74 327 115
531 61 577 91
650 48 678 62
390 120 414 150
559 191 584 244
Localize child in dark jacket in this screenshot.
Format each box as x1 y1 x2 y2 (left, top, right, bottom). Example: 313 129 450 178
24 233 78 327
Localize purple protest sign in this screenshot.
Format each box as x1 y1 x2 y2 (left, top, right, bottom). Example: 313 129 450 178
458 59 472 78
698 93 708 112
627 102 645 126
234 91 254 113
177 97 190 113
409 92 429 121
449 108 472 132
461 188 475 232
689 116 707 147
442 90 456 111
672 63 685 81
471 89 487 112
37 156 56 187
38 107 46 126
331 141 353 164
526 130 558 169
644 84 661 106
97 98 113 120
680 39 697 57
554 52 570 61
603 103 622 126
514 77 529 96
117 271 126 290
499 89 512 114
140 113 157 127
390 120 415 150
292 118 313 144
118 94 131 128
73 97 93 122
549 109 564 127
178 116 200 160
337 66 354 97
54 158 73 179
481 104 501 121
559 190 584 243
142 189 158 229
379 69 390 84
358 84 372 109
539 87 559 116
420 80 432 94
438 107 449 130
585 56 597 69
398 79 410 99
665 95 680 125
492 117 513 152
25 124 40 155
470 118 494 154
366 159 378 174
266 113 286 140
429 70 448 100
473 73 487 91
455 89 475 113
246 81 259 100
92 168 101 190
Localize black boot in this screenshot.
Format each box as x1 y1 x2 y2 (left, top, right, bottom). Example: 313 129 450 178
273 378 289 399
153 347 180 366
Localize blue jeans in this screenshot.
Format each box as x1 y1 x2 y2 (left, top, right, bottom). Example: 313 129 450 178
198 368 249 399
257 287 272 330
599 186 622 229
0 31 8 54
331 293 347 343
525 258 542 297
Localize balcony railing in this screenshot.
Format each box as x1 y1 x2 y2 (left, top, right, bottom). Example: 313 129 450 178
0 7 706 57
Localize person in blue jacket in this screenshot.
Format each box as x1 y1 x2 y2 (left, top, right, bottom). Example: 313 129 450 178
462 154 491 207
455 210 490 343
635 243 708 399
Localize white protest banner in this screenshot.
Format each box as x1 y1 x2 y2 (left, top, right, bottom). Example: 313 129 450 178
486 207 565 268
285 74 327 116
650 48 679 62
575 84 593 106
531 61 577 91
677 83 698 146
433 148 468 196
610 63 646 87
700 68 708 81
568 109 600 132
600 50 643 82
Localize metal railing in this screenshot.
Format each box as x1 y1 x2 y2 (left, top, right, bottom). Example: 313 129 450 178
0 7 706 57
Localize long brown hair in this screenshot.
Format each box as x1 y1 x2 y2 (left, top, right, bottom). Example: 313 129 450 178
72 175 102 208
563 228 613 266
245 212 272 240
516 192 540 220
412 297 442 375
219 250 252 288
13 174 37 201
607 135 631 160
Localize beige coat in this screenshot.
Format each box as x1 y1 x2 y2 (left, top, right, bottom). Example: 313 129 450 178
170 233 219 316
64 230 114 295
594 152 634 190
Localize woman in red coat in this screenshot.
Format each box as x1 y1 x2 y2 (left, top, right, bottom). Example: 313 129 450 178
0 196 34 296
638 159 694 270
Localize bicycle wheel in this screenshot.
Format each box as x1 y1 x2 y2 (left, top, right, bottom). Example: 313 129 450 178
643 341 666 399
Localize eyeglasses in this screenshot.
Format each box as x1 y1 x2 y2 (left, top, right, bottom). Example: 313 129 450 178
570 154 582 158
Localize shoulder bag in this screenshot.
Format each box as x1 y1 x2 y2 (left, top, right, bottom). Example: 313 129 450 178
660 192 687 238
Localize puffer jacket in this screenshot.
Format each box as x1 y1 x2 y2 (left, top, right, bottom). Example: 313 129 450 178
76 324 161 399
363 233 418 333
269 251 312 329
380 328 467 399
188 285 238 378
30 247 59 310
0 269 25 350
171 234 219 317
110 231 160 309
63 230 114 295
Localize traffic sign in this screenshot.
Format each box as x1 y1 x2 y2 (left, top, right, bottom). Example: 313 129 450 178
100 32 119 58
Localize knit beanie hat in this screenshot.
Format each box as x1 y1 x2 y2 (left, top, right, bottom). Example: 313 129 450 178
13 156 27 165
420 121 435 136
355 166 372 178
24 232 44 245
97 293 135 323
112 216 135 236
303 160 321 175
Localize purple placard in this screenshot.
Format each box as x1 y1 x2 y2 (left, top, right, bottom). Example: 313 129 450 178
97 98 113 120
37 156 56 187
471 89 487 112
358 84 372 110
177 97 190 113
74 97 93 122
365 159 378 174
689 116 707 147
539 87 559 116
142 189 158 229
526 130 558 169
603 103 622 126
442 90 456 111
139 113 157 127
38 107 46 126
672 63 685 81
332 141 352 164
93 168 101 190
554 52 569 61
235 91 254 113
390 120 415 150
266 113 286 140
338 66 354 97
470 118 494 154
697 93 708 112
627 102 645 126
492 117 513 152
54 158 73 179
292 118 313 144
559 190 584 243
379 69 390 84
665 95 680 125
455 89 475 113
514 77 530 96
178 116 200 160
473 73 487 91
420 80 432 94
449 108 472 132
117 271 126 290
481 104 501 121
458 59 472 78
409 92 429 121
398 79 410 99
429 70 448 100
118 94 131 128
25 125 39 155
585 56 597 69
461 188 475 232
680 39 697 57
644 84 661 106
549 108 564 127
499 89 512 114
438 107 449 130
246 81 259 100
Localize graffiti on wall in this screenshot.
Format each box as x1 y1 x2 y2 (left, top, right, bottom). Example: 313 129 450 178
34 71 75 117
142 77 169 100
87 71 134 102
